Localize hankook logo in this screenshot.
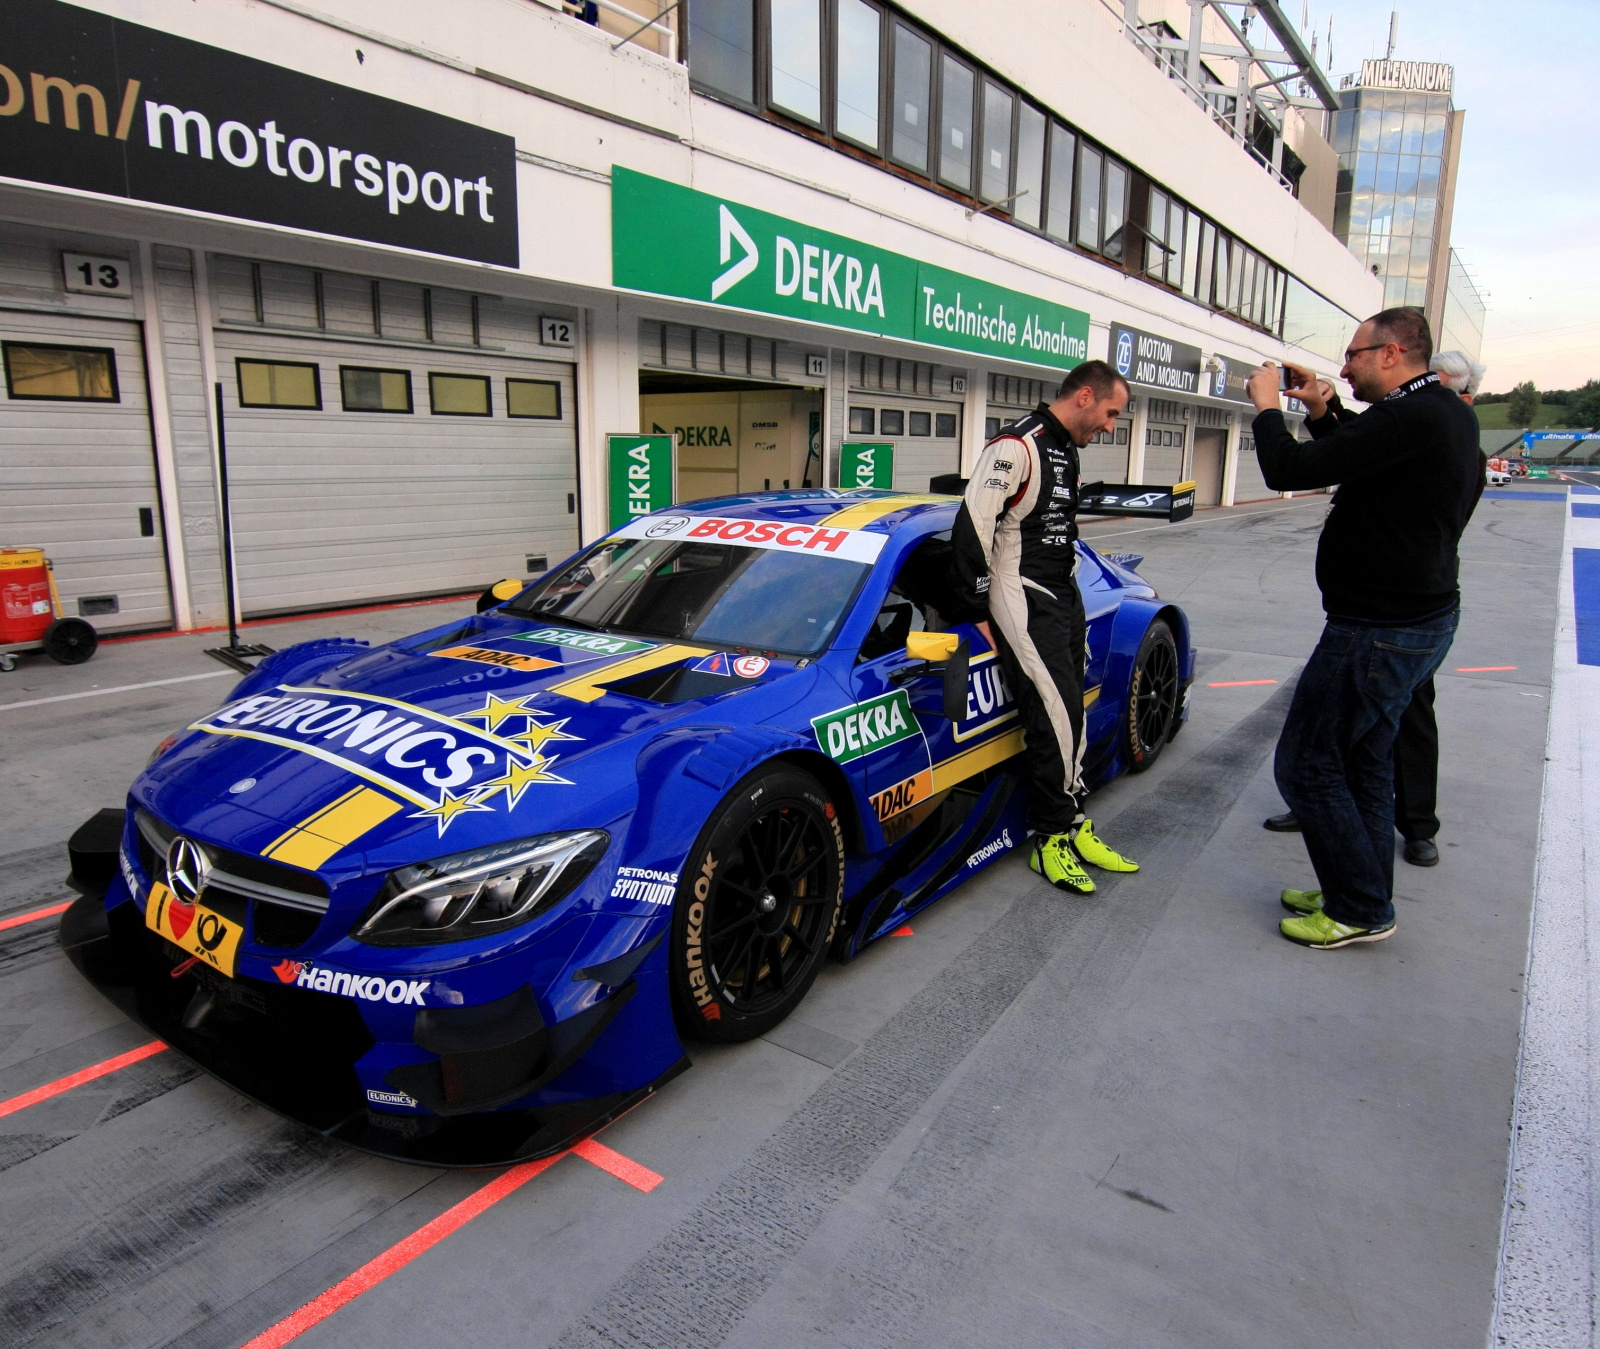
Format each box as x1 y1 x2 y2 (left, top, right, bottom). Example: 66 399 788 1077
164 836 210 904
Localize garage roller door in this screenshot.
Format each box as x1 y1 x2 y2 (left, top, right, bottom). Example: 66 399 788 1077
216 334 578 616
845 394 961 491
0 309 172 632
1231 431 1280 503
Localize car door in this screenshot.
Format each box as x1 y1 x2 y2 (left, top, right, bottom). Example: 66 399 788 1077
1077 543 1122 738
843 540 1024 845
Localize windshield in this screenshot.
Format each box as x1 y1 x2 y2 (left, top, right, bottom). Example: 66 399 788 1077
507 537 868 655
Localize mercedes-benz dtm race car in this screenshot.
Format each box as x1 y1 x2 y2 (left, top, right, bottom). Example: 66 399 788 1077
62 489 1194 1165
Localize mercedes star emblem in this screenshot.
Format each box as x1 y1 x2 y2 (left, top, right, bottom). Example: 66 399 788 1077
165 836 210 905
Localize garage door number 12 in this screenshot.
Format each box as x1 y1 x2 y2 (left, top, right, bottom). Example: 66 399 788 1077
62 253 131 296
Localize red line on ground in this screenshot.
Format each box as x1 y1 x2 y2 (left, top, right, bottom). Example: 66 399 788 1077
890 924 914 937
99 592 478 646
572 1138 664 1193
0 1040 167 1120
240 1154 563 1349
1207 679 1279 688
0 901 72 933
1456 666 1517 672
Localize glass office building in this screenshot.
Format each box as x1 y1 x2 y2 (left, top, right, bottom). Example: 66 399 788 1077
1331 59 1462 331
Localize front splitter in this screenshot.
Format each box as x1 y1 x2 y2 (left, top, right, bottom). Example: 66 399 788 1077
60 896 688 1167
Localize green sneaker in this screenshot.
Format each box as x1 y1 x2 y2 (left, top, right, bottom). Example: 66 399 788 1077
1279 909 1394 949
1030 834 1096 894
1072 818 1139 872
1280 888 1323 915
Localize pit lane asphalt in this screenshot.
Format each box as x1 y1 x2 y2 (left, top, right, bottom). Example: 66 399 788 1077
0 484 1565 1349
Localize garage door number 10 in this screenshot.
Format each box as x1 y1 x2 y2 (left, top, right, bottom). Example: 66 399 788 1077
62 253 131 296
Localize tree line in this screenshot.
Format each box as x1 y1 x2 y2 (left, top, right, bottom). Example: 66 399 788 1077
1477 380 1600 429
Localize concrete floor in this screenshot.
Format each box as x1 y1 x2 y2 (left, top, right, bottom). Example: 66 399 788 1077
0 484 1567 1348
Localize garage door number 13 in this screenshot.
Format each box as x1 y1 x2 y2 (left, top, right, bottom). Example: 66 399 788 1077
62 253 130 296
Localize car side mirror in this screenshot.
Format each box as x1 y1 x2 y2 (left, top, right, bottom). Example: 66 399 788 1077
892 631 970 720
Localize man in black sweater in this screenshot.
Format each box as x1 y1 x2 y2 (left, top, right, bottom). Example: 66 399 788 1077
1247 308 1481 948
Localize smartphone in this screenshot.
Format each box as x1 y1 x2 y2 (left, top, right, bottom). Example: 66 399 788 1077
1280 365 1295 392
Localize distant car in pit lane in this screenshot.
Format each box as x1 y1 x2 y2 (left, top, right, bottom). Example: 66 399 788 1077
61 489 1194 1166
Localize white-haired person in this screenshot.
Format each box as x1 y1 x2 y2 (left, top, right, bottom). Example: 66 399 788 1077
1431 350 1487 404
1262 345 1489 870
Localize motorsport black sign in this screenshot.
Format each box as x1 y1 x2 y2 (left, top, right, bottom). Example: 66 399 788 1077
1109 322 1202 395
1205 354 1257 405
0 0 518 266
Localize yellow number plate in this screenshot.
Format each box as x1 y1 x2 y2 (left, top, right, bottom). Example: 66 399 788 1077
144 881 243 978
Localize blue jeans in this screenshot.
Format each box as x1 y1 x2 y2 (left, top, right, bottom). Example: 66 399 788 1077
1274 608 1459 929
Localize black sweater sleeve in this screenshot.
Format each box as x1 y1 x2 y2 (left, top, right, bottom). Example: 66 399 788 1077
1252 403 1419 493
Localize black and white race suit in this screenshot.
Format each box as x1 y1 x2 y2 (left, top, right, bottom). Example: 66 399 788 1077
952 402 1089 836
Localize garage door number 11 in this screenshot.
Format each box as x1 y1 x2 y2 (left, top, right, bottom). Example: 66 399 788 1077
62 253 131 296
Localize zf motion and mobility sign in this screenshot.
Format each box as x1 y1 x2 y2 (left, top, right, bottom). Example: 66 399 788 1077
613 167 1090 371
0 0 518 266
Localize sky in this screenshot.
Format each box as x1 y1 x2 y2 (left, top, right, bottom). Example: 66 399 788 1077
1291 0 1599 393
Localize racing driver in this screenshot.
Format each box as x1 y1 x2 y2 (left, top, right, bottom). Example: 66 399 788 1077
952 359 1141 895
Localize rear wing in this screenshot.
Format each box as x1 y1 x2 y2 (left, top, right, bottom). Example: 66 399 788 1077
928 474 1196 523
1077 481 1196 523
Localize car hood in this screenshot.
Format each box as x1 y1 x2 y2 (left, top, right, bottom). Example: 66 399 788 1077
135 612 821 878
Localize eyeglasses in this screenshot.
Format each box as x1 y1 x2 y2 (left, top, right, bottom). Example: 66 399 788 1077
1342 342 1406 363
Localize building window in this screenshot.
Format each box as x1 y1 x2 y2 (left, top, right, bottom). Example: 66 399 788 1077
3 343 118 401
430 372 491 416
689 0 755 104
1145 189 1169 281
848 406 875 434
1045 123 1075 243
985 416 1001 439
1013 103 1046 228
937 54 974 191
979 80 1013 204
1182 210 1201 295
1103 159 1129 262
236 359 320 409
909 410 931 436
770 0 822 123
890 23 931 173
935 412 957 437
835 0 881 149
507 379 562 418
340 366 412 413
1076 145 1102 250
880 409 905 435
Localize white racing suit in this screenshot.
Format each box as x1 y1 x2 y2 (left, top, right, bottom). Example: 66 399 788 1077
952 403 1088 836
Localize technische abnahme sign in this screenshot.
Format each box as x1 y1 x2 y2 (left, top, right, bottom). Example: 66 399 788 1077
612 166 1088 371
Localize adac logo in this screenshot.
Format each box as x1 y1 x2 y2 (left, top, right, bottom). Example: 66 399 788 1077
165 836 210 905
191 688 583 837
1114 329 1134 378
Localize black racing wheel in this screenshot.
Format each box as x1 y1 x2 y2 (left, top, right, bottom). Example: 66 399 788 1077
1125 619 1179 773
43 617 97 665
669 765 844 1043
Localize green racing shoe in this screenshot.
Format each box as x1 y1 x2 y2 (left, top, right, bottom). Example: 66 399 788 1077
1031 834 1095 894
1280 888 1323 915
1072 819 1139 872
1279 908 1394 949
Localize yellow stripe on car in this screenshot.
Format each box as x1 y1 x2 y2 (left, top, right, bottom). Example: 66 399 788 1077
821 494 947 529
262 785 405 869
548 644 711 703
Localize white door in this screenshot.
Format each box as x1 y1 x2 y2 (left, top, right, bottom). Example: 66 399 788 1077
215 333 579 615
0 309 172 632
845 395 962 491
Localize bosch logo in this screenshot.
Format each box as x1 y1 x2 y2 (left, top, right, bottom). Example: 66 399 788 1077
165 836 210 904
645 516 691 538
1114 330 1133 377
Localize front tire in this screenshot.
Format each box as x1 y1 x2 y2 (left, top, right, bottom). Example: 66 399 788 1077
669 765 844 1043
1125 619 1179 773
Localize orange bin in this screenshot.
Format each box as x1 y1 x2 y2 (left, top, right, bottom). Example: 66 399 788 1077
1 547 56 646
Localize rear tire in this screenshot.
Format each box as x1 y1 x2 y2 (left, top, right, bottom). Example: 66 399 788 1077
1125 619 1179 773
669 765 844 1043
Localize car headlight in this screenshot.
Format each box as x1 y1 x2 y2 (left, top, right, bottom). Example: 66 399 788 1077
354 830 609 946
148 730 183 765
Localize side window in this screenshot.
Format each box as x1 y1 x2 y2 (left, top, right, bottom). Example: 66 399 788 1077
857 536 952 663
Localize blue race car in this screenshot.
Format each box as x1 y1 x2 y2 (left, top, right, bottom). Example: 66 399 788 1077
62 489 1194 1165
